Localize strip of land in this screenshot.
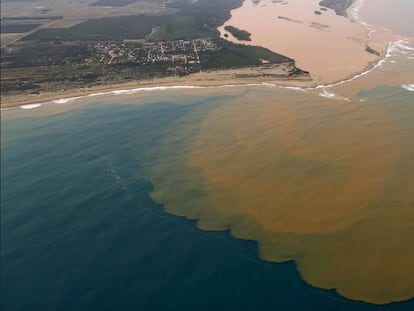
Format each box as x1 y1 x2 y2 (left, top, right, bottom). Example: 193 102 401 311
1 63 311 109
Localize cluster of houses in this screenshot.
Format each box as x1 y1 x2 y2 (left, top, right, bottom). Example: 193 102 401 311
86 38 218 75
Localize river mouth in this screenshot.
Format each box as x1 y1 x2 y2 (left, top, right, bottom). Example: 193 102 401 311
218 0 383 84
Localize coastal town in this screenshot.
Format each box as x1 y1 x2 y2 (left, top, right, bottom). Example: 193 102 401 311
86 38 218 75
87 38 218 65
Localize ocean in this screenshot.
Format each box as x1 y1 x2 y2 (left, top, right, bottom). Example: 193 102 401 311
1 0 414 309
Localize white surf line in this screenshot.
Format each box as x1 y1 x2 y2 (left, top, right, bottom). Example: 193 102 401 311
349 0 375 39
4 83 280 112
319 89 336 99
274 0 392 101
278 86 308 92
108 85 209 95
12 86 212 111
7 47 411 113
294 39 412 101
350 0 389 40
275 39 412 101
7 38 413 112
401 84 414 92
351 0 369 27
20 103 43 110
52 96 83 104
398 42 414 52
315 41 397 88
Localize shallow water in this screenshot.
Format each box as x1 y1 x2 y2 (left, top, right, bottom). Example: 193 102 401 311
359 0 414 37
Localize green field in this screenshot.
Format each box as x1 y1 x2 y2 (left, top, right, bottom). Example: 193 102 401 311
201 40 291 70
1 24 41 34
24 0 244 42
25 15 169 41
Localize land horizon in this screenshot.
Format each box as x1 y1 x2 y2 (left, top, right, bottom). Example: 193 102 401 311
1 0 387 110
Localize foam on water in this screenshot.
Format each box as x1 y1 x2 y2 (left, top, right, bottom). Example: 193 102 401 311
87 92 108 97
5 83 289 112
110 85 208 96
308 39 414 100
317 40 405 88
20 104 43 110
278 85 308 92
52 97 82 104
351 0 372 35
319 89 336 99
401 84 414 92
318 89 351 102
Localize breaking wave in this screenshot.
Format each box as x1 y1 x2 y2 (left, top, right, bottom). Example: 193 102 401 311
401 84 414 92
20 104 43 110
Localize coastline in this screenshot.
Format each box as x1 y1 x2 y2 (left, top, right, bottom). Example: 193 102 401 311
2 42 396 111
0 0 394 111
3 37 400 111
348 0 363 21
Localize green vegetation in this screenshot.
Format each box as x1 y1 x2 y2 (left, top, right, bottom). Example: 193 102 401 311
0 63 171 96
0 24 41 34
90 0 138 6
166 0 243 30
224 26 251 41
201 40 291 69
1 41 89 68
150 15 214 41
24 0 244 42
319 0 353 17
1 16 62 20
25 15 169 41
2 0 36 2
365 45 380 56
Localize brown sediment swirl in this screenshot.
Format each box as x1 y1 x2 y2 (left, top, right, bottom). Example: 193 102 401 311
150 90 414 304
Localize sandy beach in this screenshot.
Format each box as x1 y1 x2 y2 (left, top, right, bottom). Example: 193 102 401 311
1 65 312 109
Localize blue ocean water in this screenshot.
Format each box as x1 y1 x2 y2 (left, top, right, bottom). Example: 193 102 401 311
2 91 413 310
